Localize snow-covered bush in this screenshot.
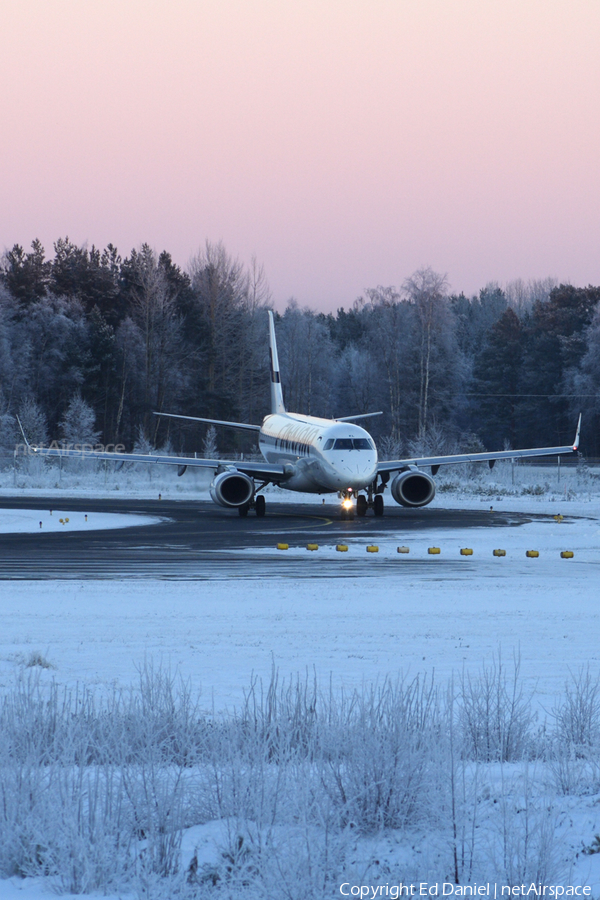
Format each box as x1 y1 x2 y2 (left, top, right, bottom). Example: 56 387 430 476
0 659 592 894
553 666 600 751
458 652 537 762
318 674 442 831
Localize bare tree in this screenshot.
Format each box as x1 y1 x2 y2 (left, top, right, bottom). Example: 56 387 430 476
504 277 558 315
403 267 451 438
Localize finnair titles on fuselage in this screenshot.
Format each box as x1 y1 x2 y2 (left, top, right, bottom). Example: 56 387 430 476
25 310 581 519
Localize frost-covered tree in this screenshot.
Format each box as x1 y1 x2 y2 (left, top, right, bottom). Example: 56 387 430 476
133 426 155 454
187 241 249 414
237 257 271 425
59 392 101 445
125 245 185 441
335 344 380 421
18 398 48 445
25 293 90 427
202 425 219 459
403 267 454 438
276 303 335 417
361 288 416 443
0 410 17 451
451 285 508 356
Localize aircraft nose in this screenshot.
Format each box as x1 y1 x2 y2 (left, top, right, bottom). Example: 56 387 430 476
336 456 377 487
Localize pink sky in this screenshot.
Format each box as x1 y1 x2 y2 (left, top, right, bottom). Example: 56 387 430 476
1 0 599 312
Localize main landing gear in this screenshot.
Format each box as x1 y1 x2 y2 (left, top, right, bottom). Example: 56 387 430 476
239 494 266 517
355 494 384 516
368 480 385 517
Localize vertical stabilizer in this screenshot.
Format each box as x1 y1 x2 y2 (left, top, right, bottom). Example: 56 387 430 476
268 311 286 415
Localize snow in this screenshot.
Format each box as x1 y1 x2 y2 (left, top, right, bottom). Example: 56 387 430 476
0 507 161 533
0 510 596 709
1 470 600 896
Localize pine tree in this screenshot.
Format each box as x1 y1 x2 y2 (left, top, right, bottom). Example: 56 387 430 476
519 285 600 446
472 308 524 449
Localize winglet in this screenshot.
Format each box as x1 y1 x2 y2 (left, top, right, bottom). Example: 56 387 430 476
267 310 286 415
573 413 582 451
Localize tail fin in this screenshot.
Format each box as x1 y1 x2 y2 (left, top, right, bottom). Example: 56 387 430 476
268 310 286 415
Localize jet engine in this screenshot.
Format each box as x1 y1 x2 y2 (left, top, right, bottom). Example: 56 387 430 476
210 470 254 508
390 468 436 508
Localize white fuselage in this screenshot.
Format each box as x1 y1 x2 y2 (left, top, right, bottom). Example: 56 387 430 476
258 413 378 494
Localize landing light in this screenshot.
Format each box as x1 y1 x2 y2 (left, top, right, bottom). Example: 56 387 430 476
342 499 353 510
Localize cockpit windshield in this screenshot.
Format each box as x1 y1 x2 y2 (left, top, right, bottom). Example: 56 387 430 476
325 438 374 451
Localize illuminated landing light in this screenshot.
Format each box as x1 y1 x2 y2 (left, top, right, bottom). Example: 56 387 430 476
342 499 353 510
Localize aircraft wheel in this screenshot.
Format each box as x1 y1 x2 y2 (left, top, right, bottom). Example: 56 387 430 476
373 495 384 516
340 508 347 520
357 495 367 517
255 495 266 517
238 503 249 517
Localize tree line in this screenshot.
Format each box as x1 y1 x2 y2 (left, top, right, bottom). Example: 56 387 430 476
1 237 599 459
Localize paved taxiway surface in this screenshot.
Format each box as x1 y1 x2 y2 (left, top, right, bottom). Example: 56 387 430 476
0 496 537 580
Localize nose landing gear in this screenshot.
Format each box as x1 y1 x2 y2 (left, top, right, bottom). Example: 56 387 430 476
340 492 355 520
341 479 386 519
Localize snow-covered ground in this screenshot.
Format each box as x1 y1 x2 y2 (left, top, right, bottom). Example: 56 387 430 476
0 460 599 897
0 507 161 533
0 509 596 709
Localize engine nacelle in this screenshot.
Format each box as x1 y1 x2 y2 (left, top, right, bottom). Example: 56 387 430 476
210 469 254 508
390 469 436 508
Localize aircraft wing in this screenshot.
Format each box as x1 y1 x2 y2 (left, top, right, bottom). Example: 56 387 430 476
378 416 581 475
23 444 290 483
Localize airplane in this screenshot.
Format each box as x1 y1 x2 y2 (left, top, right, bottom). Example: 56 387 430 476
20 310 581 519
